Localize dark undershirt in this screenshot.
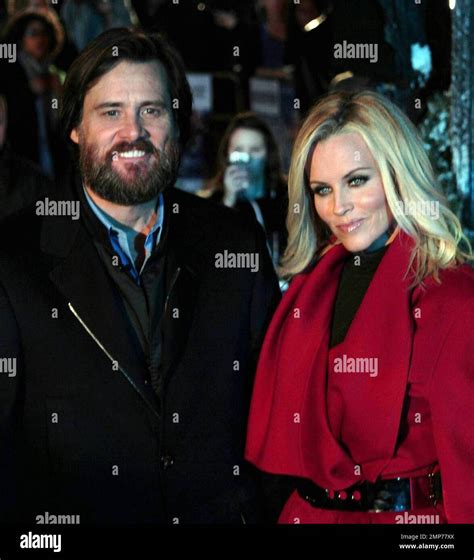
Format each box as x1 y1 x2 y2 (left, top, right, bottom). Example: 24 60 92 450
330 242 388 348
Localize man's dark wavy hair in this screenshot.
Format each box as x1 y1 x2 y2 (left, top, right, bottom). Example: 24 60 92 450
60 28 193 153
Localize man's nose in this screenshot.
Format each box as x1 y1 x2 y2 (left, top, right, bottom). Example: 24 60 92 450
117 113 146 142
332 187 353 216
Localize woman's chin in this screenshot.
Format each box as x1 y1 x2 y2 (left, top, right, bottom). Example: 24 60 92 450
337 234 375 253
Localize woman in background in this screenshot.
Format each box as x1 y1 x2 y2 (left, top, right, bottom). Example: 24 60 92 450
245 90 474 523
200 112 287 264
2 9 68 180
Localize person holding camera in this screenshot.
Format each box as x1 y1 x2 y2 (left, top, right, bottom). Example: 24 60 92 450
200 112 287 264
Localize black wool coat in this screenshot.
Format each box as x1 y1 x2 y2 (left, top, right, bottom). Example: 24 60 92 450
0 182 284 525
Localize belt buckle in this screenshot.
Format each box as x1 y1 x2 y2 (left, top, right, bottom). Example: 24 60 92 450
368 477 411 513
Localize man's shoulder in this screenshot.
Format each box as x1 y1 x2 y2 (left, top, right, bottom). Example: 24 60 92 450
0 153 53 221
168 187 262 245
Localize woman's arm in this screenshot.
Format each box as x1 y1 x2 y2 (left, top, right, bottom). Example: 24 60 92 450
429 303 474 523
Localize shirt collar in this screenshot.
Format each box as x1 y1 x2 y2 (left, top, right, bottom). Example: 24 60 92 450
83 187 164 237
83 186 165 282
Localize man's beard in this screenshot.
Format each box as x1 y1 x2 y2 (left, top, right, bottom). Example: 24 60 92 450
78 138 180 205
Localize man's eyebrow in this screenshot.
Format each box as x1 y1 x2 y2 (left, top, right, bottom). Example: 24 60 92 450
94 102 122 111
310 166 372 185
140 100 167 107
93 100 167 111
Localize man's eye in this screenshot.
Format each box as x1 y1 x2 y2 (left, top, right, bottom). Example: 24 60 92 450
104 110 119 118
313 185 331 197
349 175 369 186
141 107 162 117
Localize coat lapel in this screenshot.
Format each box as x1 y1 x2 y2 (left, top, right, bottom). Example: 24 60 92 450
159 189 204 388
40 186 206 416
326 233 415 481
42 213 161 417
246 242 355 485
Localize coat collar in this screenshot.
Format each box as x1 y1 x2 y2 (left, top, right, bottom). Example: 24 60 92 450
39 174 205 258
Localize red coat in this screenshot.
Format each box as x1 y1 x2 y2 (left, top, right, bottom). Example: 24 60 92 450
245 232 474 523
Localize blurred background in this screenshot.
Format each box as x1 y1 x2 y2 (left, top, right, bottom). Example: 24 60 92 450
0 0 473 266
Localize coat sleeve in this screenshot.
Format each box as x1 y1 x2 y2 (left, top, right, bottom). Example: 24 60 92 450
247 224 296 523
0 277 22 523
429 304 474 523
248 221 281 377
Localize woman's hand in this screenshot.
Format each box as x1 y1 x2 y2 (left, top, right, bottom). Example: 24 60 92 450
29 74 62 96
29 76 48 95
223 164 249 207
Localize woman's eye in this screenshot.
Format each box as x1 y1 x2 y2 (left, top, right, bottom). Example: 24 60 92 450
313 185 331 196
349 175 369 186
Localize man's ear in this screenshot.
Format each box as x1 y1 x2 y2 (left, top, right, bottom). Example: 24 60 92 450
70 128 79 144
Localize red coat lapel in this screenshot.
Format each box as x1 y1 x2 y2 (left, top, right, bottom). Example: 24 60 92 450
326 232 414 483
245 241 350 481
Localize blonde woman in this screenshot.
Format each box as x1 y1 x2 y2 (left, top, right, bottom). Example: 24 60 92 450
245 90 474 523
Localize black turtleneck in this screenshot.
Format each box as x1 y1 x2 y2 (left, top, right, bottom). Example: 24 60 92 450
329 232 390 348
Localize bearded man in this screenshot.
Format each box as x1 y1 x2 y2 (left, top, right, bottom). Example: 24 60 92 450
0 29 284 525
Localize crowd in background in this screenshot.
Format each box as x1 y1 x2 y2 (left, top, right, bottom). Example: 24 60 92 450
0 0 452 265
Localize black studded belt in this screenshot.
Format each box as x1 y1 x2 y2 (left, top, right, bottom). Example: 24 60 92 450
297 472 442 512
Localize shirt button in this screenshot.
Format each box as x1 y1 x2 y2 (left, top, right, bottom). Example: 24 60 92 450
161 455 174 469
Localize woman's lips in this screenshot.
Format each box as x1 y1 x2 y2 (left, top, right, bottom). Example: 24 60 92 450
336 218 365 234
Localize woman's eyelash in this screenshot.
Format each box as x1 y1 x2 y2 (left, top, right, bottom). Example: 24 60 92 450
312 175 370 196
313 185 331 196
348 175 369 186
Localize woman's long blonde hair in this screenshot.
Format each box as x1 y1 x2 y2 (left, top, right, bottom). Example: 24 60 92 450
279 90 472 284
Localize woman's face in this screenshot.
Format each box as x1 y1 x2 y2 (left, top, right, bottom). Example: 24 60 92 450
309 132 392 253
22 20 51 61
228 127 267 160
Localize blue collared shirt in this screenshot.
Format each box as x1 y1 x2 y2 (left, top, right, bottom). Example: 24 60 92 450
84 187 164 284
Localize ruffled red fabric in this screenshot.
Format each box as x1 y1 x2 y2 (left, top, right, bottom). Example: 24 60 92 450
245 231 418 488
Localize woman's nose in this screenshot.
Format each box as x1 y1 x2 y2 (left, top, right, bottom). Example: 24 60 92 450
332 187 354 216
